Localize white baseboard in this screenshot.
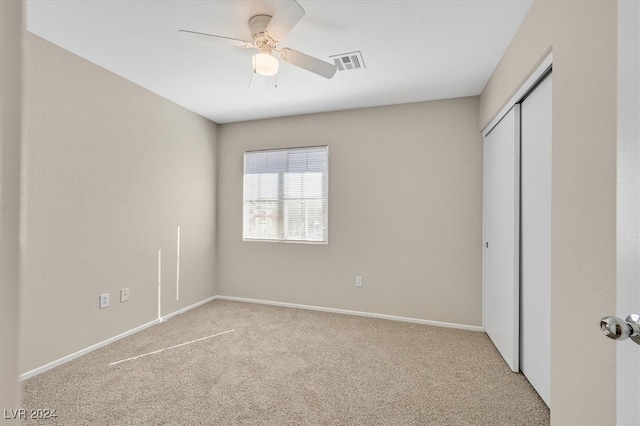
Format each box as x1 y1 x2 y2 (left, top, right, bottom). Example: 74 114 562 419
213 295 484 332
161 295 217 321
19 295 217 382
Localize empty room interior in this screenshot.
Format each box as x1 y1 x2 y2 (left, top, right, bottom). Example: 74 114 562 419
2 0 640 425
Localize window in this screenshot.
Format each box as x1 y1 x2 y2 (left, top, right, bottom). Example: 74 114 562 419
243 146 328 243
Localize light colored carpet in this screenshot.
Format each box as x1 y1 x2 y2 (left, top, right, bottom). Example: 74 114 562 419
21 300 549 425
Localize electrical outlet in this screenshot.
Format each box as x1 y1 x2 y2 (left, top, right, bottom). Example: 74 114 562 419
99 293 110 309
120 288 129 302
355 276 363 287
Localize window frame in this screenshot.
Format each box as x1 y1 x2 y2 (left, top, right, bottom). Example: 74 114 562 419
242 145 329 244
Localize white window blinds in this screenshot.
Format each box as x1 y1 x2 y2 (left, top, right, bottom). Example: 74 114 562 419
243 146 328 243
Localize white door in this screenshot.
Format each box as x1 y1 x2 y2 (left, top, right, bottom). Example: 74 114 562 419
520 73 552 407
616 1 640 424
483 106 520 372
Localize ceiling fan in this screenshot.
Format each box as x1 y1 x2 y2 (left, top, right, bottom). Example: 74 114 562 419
179 0 337 87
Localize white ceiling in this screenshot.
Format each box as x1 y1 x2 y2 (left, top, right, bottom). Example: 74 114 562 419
27 0 532 124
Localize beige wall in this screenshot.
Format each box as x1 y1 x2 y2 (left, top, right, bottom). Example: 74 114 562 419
20 34 218 374
479 1 618 424
217 97 483 327
1 0 24 421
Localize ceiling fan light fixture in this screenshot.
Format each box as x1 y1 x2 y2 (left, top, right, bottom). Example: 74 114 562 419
253 52 279 76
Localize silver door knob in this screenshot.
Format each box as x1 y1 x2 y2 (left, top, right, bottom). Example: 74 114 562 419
600 314 640 345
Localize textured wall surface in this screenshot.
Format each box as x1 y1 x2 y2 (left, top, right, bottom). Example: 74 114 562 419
1 0 24 419
21 34 218 374
480 1 618 424
217 97 484 327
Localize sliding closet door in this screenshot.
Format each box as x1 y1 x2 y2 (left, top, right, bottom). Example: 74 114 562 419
520 73 552 407
483 106 520 372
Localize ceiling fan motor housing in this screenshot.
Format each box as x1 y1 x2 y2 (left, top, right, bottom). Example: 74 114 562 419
249 15 275 48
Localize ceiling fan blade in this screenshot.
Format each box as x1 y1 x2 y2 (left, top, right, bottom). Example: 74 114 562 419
178 30 254 48
279 48 337 79
265 0 305 43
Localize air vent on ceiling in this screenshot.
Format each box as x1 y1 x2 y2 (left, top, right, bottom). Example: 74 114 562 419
329 51 366 72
